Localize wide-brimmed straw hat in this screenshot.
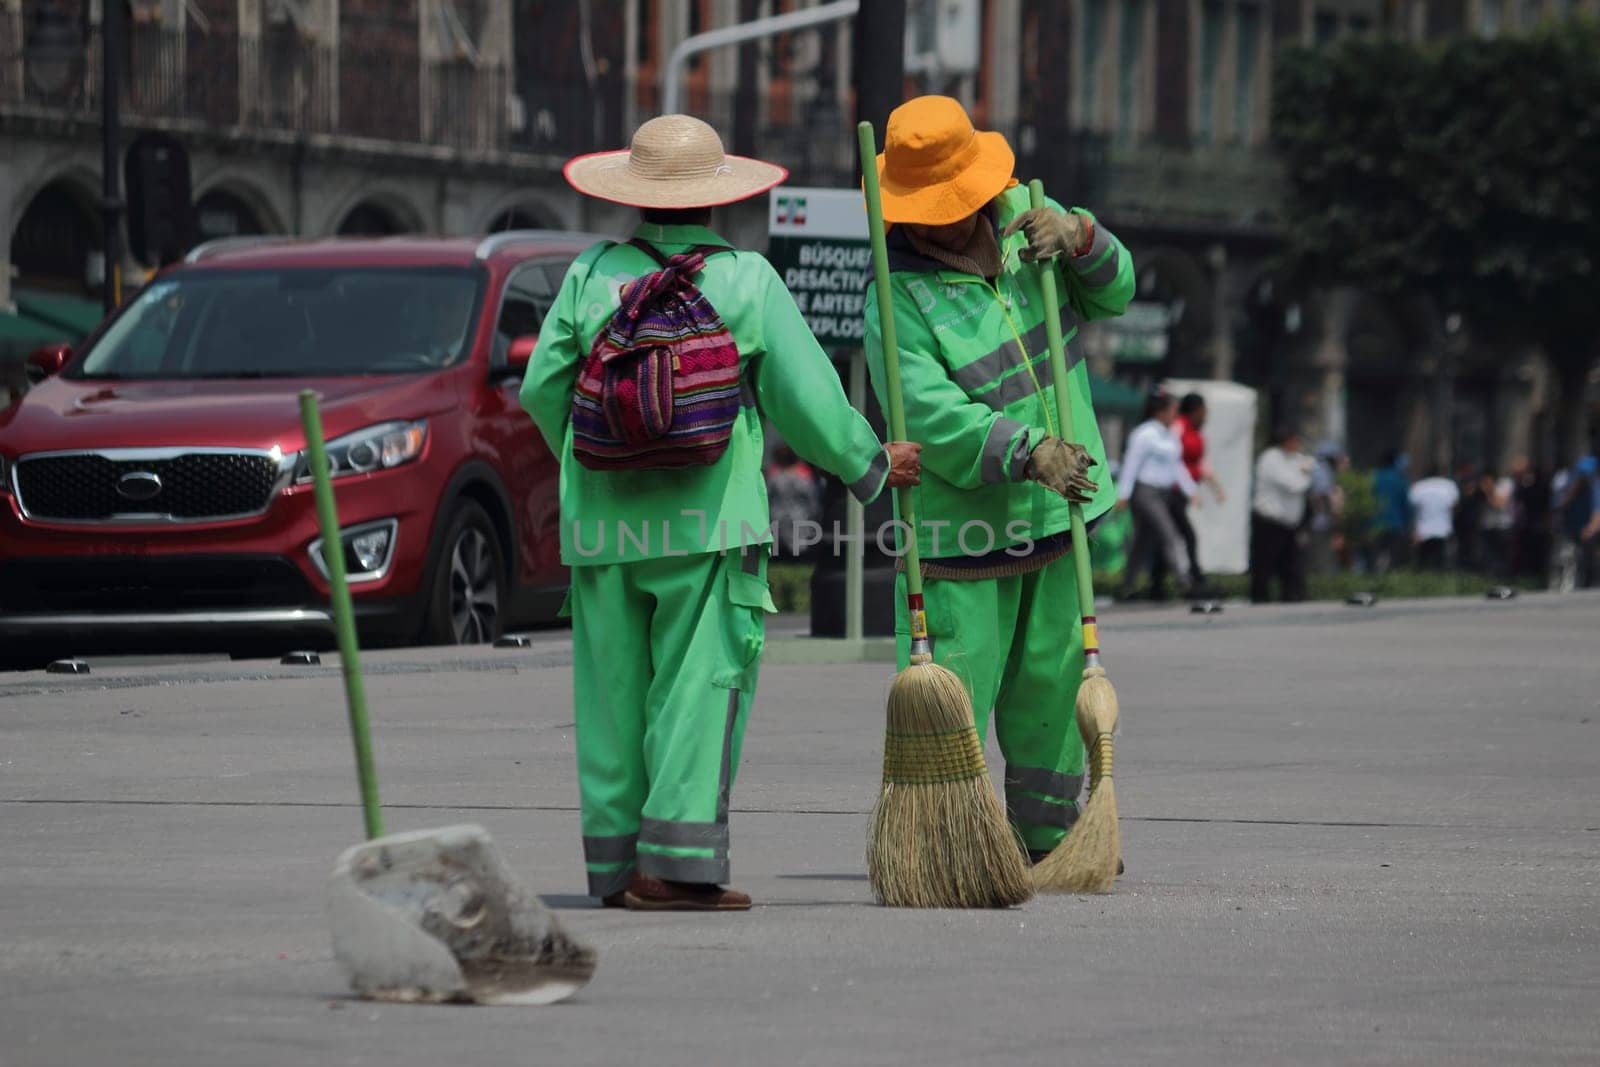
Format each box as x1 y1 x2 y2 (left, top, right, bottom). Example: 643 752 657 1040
876 96 1015 226
563 115 788 210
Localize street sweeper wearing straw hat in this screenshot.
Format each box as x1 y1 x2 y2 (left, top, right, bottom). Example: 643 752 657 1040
861 96 1133 864
523 114 922 911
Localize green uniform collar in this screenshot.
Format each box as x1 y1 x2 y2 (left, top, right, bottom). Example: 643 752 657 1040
631 222 734 249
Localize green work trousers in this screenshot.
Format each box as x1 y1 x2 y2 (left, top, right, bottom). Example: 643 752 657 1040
569 549 771 897
894 555 1086 852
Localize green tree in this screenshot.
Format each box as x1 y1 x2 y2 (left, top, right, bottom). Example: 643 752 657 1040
1274 24 1600 460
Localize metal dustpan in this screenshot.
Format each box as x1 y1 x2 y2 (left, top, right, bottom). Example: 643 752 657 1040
300 392 596 1006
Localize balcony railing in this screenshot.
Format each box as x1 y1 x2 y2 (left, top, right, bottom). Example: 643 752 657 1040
1 26 509 153
1 24 1120 201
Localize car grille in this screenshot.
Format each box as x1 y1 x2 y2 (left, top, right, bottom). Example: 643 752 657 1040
14 450 287 522
0 556 315 613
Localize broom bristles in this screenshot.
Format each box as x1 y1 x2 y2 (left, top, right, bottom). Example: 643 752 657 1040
1033 667 1122 894
867 659 1034 908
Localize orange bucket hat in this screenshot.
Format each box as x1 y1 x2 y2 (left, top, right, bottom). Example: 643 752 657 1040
876 96 1016 226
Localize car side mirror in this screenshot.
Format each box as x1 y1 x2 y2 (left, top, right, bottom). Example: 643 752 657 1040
26 343 73 382
506 335 538 376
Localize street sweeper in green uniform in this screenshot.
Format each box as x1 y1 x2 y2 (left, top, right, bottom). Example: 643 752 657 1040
862 96 1133 863
523 115 921 911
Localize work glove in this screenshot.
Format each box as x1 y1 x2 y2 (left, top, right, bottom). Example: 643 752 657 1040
1000 207 1091 262
1025 437 1098 503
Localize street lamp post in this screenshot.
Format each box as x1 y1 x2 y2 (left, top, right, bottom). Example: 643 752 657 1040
101 0 124 313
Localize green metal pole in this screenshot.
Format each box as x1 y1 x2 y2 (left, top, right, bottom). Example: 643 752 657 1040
299 390 384 840
1028 180 1101 658
858 121 935 659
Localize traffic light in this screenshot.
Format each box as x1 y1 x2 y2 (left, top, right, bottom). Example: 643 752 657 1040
124 132 197 267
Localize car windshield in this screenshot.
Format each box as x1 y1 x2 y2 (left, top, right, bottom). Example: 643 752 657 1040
66 267 484 379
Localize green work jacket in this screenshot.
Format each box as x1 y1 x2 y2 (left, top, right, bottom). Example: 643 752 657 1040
523 222 888 567
863 186 1133 561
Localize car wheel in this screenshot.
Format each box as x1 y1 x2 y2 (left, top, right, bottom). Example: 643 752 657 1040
422 500 505 646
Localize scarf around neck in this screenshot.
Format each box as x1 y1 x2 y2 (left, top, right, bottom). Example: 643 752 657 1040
904 216 1003 279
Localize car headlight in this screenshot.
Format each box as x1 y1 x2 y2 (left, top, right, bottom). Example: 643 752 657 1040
296 420 427 483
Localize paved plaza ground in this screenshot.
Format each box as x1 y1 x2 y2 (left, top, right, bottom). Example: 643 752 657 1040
1 593 1596 1065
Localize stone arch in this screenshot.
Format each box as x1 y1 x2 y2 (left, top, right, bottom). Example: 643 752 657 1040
9 168 103 296
191 172 288 239
6 153 100 240
327 186 428 237
478 192 565 234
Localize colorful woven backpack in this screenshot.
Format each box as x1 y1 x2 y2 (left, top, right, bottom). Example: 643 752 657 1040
571 240 742 471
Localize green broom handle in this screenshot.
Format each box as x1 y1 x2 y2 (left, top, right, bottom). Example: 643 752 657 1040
858 122 933 652
299 390 385 840
1027 180 1102 659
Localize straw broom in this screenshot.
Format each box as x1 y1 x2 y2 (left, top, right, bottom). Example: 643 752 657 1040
859 121 1032 909
1023 180 1122 895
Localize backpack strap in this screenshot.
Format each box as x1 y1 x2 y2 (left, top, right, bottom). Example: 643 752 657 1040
629 238 734 270
629 237 670 267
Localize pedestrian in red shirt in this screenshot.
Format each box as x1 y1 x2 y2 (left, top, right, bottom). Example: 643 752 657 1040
1166 393 1225 590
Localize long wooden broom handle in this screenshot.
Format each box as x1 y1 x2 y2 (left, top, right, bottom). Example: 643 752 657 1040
857 121 933 652
1027 179 1102 662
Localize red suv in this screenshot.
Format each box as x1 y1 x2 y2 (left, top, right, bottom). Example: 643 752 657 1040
0 231 601 670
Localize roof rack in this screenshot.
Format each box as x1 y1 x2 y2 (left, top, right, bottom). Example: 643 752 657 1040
183 235 300 264
473 229 610 261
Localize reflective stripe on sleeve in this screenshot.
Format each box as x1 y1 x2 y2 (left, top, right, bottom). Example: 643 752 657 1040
1071 228 1120 288
980 417 1029 484
848 448 890 504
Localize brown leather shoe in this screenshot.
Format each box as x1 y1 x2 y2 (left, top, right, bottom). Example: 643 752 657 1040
623 875 752 911
600 890 628 908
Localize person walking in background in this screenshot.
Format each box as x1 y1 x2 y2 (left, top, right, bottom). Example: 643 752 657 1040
1553 456 1598 591
764 445 821 559
1584 467 1600 587
1372 450 1411 573
1117 390 1198 601
1167 392 1222 591
1478 468 1514 579
1307 441 1347 576
1409 466 1460 570
1509 457 1551 581
1454 462 1486 571
1250 427 1315 603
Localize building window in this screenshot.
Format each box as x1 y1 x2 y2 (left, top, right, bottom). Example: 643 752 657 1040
1080 0 1108 126
1313 10 1340 45
1479 0 1504 35
1196 0 1224 145
1234 3 1260 143
1116 0 1143 144
435 0 489 63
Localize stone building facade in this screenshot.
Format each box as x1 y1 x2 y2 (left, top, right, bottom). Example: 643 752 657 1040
5 0 1595 467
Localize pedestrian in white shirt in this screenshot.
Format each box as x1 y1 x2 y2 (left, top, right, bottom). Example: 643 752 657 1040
1409 468 1460 570
1251 427 1315 602
1116 391 1198 600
